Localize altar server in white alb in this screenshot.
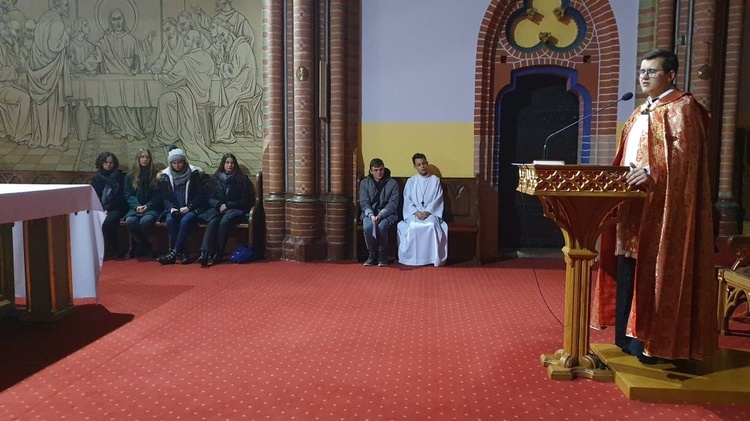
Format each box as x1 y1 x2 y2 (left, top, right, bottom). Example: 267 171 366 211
397 153 448 267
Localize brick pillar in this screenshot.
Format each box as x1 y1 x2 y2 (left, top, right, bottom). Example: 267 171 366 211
262 0 287 260
655 0 676 50
685 0 715 105
345 1 362 259
716 0 746 235
284 0 324 261
320 0 350 261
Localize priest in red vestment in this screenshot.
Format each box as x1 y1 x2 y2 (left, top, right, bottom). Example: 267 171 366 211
592 50 717 362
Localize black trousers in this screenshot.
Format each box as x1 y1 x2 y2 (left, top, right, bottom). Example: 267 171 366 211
102 209 124 253
200 213 244 254
615 255 645 356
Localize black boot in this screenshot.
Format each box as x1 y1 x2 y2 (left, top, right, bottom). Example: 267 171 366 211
158 249 178 265
179 252 192 264
198 251 210 267
211 252 224 265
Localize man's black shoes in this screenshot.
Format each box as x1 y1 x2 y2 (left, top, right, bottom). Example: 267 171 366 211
363 255 378 266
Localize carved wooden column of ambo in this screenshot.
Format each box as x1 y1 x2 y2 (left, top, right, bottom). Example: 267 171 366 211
284 0 323 261
716 0 745 235
321 0 349 261
262 0 287 260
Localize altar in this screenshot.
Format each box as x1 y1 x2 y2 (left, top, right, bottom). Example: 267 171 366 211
0 184 105 320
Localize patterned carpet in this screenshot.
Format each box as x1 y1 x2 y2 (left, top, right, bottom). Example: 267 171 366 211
0 258 748 419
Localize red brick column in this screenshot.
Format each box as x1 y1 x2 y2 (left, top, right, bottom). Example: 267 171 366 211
262 0 287 260
284 0 324 261
322 0 350 261
687 0 715 106
655 1 676 50
716 0 746 235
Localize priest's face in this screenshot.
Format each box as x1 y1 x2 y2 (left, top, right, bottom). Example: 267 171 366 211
370 165 385 182
413 158 429 176
639 57 674 98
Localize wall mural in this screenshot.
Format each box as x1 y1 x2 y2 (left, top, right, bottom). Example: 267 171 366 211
0 0 263 175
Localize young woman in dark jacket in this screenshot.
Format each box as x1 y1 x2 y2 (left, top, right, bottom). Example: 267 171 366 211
91 151 127 259
123 148 163 258
157 148 205 265
197 153 255 267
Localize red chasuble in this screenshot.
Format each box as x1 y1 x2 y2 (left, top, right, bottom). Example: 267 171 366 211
592 90 717 360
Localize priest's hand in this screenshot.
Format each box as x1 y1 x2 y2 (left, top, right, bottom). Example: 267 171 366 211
626 163 652 187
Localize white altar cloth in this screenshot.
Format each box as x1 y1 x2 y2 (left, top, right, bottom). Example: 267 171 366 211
0 184 105 302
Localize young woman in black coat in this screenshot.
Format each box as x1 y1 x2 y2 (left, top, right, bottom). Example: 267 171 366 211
123 148 163 258
91 151 127 258
157 148 205 265
197 153 255 267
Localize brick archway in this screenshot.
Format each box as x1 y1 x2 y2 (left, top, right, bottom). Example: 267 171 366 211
473 0 621 259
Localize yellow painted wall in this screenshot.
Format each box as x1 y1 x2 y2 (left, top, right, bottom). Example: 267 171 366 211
361 122 474 177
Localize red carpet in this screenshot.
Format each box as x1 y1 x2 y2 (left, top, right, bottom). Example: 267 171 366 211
0 258 748 419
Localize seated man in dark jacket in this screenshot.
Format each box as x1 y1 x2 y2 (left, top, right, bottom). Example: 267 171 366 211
359 158 400 267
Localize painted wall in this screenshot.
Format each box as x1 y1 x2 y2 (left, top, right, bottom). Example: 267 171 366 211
0 0 262 174
361 0 639 177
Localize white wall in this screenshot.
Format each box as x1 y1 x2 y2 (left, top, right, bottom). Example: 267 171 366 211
362 0 641 123
362 0 490 123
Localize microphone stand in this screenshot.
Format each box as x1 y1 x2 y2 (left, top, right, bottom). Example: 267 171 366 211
542 93 633 161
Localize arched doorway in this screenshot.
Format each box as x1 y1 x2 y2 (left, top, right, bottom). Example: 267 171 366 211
496 73 581 250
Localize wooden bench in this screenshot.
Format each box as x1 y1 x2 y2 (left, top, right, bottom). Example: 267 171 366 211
352 175 481 264
717 235 750 335
0 170 264 258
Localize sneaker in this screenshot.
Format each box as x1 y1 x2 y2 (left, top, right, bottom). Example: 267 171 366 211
378 257 388 267
363 255 377 266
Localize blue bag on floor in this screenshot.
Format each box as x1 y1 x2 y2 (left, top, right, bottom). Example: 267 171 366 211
230 244 254 263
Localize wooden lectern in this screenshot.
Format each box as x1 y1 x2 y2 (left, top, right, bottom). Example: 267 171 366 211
517 164 646 381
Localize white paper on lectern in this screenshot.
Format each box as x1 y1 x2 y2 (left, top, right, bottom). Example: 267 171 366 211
531 160 566 165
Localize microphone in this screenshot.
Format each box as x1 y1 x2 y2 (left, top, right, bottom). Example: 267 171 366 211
542 92 634 160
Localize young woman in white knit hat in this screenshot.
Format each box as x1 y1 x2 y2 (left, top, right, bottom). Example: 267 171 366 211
157 148 205 265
